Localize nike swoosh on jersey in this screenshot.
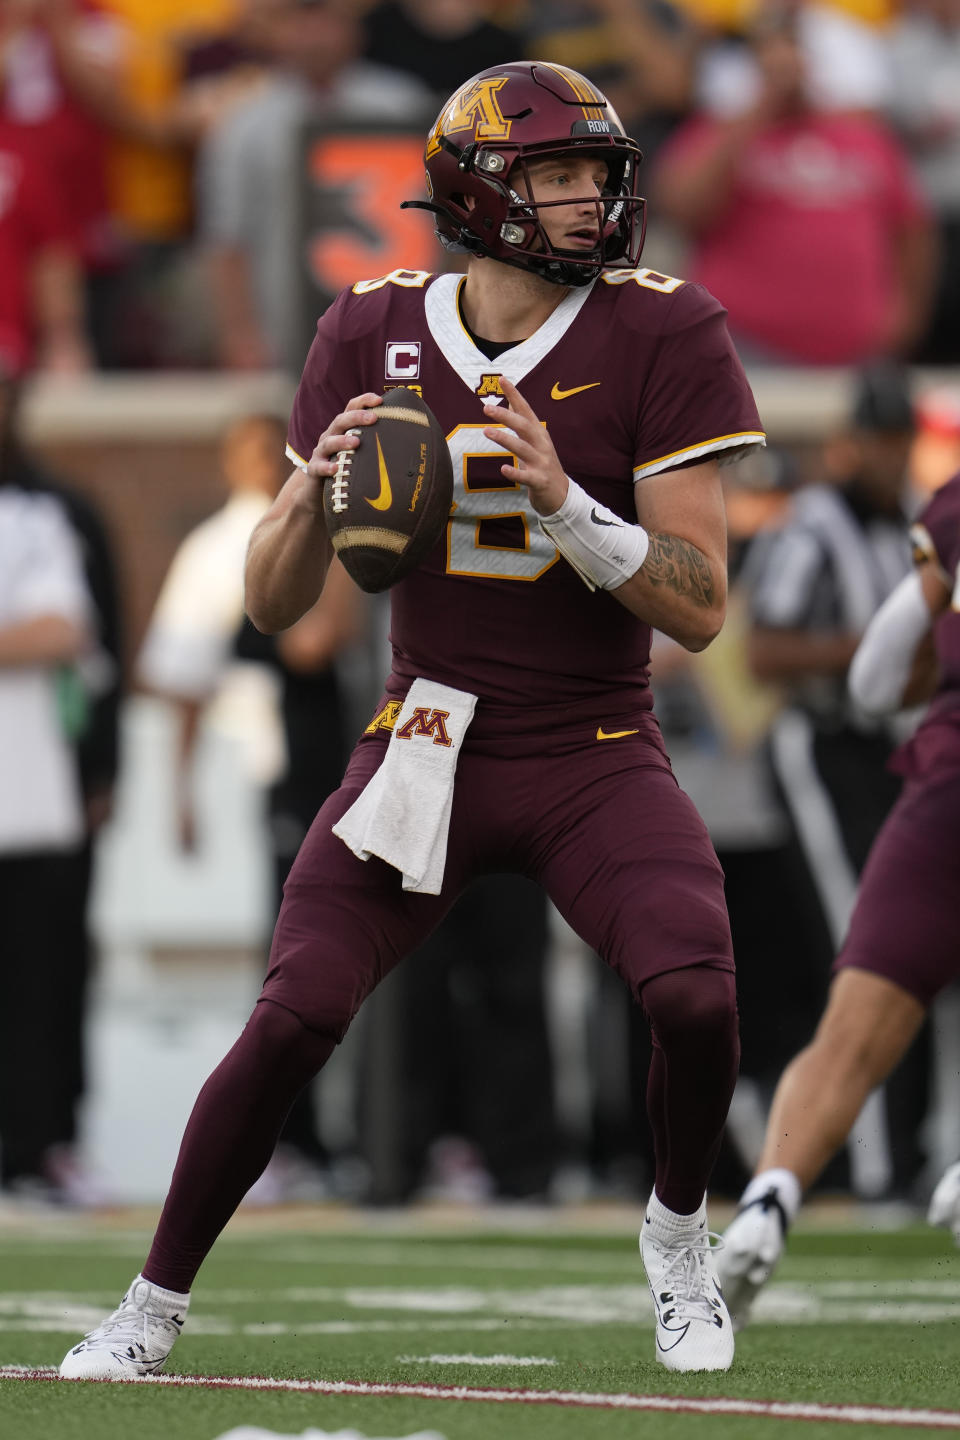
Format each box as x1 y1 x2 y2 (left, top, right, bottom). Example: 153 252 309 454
596 727 640 740
364 436 393 511
551 381 601 401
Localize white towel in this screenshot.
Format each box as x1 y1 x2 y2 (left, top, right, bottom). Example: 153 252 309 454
333 678 477 894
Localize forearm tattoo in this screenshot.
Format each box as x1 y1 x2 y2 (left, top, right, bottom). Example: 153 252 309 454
643 531 716 608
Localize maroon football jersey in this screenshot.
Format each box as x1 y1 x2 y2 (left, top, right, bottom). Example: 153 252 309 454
899 471 960 776
287 266 764 733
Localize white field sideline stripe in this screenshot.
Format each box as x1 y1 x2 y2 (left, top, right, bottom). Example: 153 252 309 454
4 1368 960 1428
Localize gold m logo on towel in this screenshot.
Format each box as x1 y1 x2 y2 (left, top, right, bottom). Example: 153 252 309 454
365 699 403 735
395 707 453 747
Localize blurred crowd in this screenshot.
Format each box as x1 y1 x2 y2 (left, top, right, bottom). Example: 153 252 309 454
4 0 960 1212
3 0 960 377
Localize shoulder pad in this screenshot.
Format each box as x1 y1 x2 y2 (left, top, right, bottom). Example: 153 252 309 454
329 270 435 344
600 266 686 296
601 270 725 335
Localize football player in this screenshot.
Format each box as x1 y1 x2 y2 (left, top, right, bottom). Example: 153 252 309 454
60 61 764 1379
718 469 960 1330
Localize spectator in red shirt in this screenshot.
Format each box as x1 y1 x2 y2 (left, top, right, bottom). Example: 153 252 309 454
655 4 936 366
0 1 119 275
0 122 91 373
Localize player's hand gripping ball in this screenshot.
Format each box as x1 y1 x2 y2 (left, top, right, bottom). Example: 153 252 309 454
324 387 453 593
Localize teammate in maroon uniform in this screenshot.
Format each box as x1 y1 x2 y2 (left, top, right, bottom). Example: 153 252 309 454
719 470 960 1329
61 62 764 1379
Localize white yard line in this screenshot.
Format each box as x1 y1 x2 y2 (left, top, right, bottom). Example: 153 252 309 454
4 1282 960 1334
2 1367 959 1429
0 1317 576 1337
395 1355 557 1366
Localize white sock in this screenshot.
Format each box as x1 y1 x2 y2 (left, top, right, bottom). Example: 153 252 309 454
644 1189 707 1242
741 1168 801 1225
133 1274 191 1316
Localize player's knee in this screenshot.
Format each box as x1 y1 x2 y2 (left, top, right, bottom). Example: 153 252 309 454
641 966 738 1050
263 984 357 1045
245 999 336 1085
266 900 379 1039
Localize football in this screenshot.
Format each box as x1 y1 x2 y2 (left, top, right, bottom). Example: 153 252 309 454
324 387 453 593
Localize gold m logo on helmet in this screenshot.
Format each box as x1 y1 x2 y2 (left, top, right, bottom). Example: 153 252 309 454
426 77 511 159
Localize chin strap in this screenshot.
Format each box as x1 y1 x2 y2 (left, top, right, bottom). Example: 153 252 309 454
399 199 487 258
399 200 447 220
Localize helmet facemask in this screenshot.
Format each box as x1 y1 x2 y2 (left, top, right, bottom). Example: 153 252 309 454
427 137 646 287
489 145 644 286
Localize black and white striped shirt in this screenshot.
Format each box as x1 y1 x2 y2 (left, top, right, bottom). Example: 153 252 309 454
744 482 912 730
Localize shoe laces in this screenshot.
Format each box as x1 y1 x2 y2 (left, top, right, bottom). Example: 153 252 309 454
84 1293 176 1348
656 1231 724 1323
83 1297 144 1344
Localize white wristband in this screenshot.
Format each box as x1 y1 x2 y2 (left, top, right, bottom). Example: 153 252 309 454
539 477 649 592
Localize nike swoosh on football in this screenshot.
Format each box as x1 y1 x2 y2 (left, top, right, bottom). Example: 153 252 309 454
596 727 640 741
551 381 601 401
364 436 393 511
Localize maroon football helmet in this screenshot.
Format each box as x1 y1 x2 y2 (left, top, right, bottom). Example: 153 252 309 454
403 61 646 287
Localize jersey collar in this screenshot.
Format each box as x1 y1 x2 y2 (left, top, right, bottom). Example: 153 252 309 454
424 273 595 404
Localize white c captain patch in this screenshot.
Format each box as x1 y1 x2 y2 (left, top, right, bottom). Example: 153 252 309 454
385 341 421 379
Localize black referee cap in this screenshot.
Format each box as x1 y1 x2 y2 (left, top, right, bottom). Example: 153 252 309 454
850 362 915 432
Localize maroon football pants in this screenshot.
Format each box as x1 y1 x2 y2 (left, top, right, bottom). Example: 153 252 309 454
835 770 960 1005
145 720 739 1291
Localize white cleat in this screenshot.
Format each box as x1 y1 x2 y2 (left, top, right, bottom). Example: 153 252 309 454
715 1190 788 1332
59 1275 188 1380
640 1220 734 1372
928 1161 960 1246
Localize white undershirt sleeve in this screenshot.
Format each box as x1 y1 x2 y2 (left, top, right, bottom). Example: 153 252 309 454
848 570 933 716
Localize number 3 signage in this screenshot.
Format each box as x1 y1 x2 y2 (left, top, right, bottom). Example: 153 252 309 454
298 120 436 363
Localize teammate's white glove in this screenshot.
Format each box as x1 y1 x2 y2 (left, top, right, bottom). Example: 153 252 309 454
927 1161 960 1246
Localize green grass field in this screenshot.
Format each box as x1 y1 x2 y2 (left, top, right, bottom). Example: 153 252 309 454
1 1205 959 1440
